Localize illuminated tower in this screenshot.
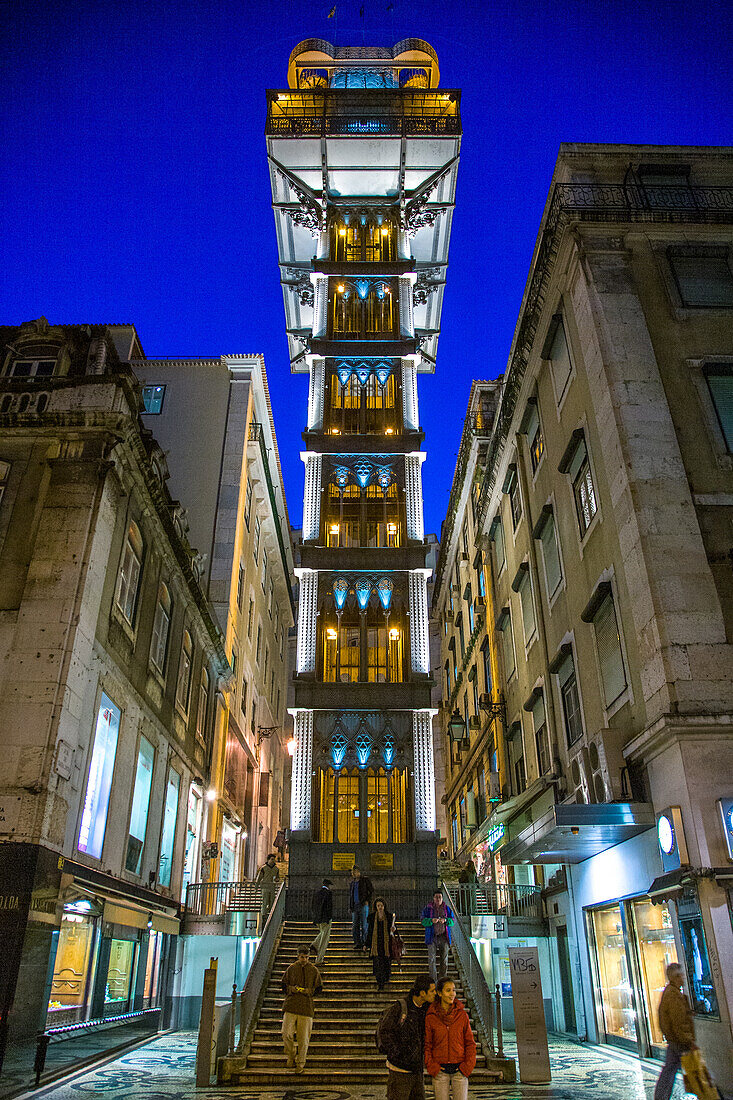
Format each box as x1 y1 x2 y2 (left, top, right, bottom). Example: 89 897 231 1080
267 39 460 894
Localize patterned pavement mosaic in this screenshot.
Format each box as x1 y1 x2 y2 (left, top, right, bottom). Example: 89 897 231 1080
26 1030 699 1100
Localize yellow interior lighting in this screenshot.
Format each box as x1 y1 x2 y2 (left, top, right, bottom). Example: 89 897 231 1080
385 427 394 434
331 427 340 434
387 523 397 533
329 524 339 534
381 226 389 235
339 227 347 236
389 628 400 640
337 284 345 293
326 628 338 640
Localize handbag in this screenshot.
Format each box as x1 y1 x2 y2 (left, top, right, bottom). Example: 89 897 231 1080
681 1049 720 1100
390 929 406 963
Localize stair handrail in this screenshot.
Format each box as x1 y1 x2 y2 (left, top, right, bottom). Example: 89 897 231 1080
441 881 495 1055
233 880 286 1059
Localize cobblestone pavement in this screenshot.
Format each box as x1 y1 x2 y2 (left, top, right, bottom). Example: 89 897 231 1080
30 1030 697 1100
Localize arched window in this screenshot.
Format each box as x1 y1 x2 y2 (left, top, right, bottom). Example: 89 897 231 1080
150 582 172 672
176 630 193 712
115 520 144 624
196 668 209 741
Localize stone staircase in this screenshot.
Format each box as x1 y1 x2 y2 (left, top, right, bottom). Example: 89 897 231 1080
220 920 504 1086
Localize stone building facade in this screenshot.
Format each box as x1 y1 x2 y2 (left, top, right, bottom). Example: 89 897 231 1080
138 354 295 883
440 146 733 1087
0 319 231 1065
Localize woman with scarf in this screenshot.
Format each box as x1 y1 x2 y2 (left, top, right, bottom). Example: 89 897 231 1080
425 975 476 1100
365 896 395 991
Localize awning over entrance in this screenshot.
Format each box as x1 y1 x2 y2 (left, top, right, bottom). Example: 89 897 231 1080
500 802 655 865
648 867 691 904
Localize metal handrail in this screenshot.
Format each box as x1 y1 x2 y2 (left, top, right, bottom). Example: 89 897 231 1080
450 881 543 921
184 879 263 918
441 882 495 1055
234 881 286 1058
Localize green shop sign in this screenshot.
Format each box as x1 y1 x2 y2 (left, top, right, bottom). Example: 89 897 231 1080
487 823 505 850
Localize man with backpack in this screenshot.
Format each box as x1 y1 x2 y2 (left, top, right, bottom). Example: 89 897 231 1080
376 974 436 1100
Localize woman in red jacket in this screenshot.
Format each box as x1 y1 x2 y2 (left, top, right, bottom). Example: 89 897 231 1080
424 975 477 1099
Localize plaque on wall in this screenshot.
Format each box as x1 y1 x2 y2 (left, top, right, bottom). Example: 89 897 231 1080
332 852 356 872
370 852 394 869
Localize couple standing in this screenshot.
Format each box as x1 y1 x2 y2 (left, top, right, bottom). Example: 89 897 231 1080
379 974 476 1100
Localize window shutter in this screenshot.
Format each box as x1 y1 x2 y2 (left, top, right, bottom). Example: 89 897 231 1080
501 617 515 678
594 595 627 707
519 572 535 639
541 514 562 595
670 255 733 308
531 693 546 733
705 368 733 450
494 522 505 569
548 318 572 399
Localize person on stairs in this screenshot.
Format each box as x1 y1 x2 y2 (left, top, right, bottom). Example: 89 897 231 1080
310 878 333 967
378 974 436 1100
421 890 455 983
256 853 280 934
365 895 395 991
281 944 322 1073
424 976 476 1100
349 865 374 951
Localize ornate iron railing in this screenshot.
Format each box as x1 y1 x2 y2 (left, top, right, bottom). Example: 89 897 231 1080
266 90 461 138
476 180 733 529
450 881 543 922
184 879 263 918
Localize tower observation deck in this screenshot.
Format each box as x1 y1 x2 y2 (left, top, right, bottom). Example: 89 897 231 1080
267 38 461 903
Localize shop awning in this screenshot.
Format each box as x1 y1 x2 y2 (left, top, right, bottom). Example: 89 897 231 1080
500 802 655 865
648 868 691 904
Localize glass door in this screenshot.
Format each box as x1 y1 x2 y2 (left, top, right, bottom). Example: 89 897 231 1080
628 898 676 1055
589 904 638 1049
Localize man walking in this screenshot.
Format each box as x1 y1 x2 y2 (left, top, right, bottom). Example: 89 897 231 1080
256 853 280 933
349 865 373 951
282 944 323 1073
655 962 696 1100
377 974 436 1100
311 878 333 967
421 890 455 983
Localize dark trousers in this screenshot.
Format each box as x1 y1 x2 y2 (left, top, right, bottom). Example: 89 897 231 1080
373 955 391 989
654 1042 684 1100
387 1069 425 1100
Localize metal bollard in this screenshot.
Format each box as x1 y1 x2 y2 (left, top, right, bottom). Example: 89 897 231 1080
34 1033 50 1085
228 983 237 1056
495 984 504 1059
235 989 246 1053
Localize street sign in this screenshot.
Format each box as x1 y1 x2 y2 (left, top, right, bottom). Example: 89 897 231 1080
508 946 551 1083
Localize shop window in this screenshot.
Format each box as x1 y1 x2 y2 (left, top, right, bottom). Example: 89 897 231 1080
175 630 193 712
668 247 733 308
143 931 163 1008
115 520 144 625
105 938 136 1017
558 651 583 745
0 459 10 509
49 909 98 1023
158 768 181 888
141 384 166 414
181 787 202 902
543 314 573 403
149 581 172 673
677 890 720 1017
78 694 121 859
630 898 676 1050
703 363 733 451
219 818 238 881
590 904 637 1045
126 735 155 874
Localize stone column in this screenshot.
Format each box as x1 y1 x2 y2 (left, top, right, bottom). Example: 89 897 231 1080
289 710 313 832
402 361 419 431
412 710 436 832
405 453 425 540
301 454 322 541
295 569 318 674
409 569 431 675
312 278 329 339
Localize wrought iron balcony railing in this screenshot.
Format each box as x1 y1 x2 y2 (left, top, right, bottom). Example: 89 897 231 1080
266 89 461 137
184 879 263 918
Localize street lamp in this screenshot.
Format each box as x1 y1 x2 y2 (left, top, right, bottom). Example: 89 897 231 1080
447 708 469 765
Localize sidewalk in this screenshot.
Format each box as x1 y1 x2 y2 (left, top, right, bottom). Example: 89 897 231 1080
13 1030 698 1100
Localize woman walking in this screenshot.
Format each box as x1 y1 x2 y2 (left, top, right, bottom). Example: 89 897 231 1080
425 976 476 1100
365 896 394 991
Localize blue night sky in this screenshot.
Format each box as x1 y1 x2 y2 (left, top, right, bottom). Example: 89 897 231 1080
2 0 731 537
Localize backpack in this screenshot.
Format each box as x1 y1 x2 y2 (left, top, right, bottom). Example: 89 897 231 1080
375 997 408 1054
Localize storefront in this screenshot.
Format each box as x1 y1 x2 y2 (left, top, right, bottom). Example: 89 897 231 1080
586 894 675 1055
219 819 240 882
47 898 102 1027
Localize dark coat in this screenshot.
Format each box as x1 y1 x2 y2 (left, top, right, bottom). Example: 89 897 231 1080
366 908 393 957
349 875 374 910
312 885 333 924
380 996 428 1073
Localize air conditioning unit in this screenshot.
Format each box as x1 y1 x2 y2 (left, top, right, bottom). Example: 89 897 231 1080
587 740 607 804
569 755 590 804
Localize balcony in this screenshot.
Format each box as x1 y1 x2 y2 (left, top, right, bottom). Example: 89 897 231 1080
266 89 461 138
182 879 264 935
299 542 430 571
293 675 433 711
445 882 545 935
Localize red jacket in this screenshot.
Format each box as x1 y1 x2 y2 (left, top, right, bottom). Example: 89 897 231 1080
424 999 477 1078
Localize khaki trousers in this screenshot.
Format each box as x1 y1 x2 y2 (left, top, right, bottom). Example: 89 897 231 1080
312 921 332 965
282 1011 313 1068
